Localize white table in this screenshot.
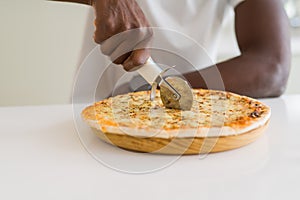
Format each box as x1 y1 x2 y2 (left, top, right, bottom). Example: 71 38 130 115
1 95 300 200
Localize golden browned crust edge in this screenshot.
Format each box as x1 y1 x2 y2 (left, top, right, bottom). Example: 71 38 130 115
90 120 269 155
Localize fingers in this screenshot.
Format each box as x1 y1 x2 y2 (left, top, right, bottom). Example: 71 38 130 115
123 49 150 71
99 28 152 69
113 52 132 65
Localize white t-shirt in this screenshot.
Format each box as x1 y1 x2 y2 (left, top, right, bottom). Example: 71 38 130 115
136 0 244 64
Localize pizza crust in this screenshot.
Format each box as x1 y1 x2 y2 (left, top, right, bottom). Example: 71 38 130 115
82 89 271 139
89 121 269 154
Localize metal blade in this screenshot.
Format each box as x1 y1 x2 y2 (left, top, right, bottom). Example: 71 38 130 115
159 76 193 111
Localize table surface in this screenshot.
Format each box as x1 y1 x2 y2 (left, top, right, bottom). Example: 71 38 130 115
1 95 300 200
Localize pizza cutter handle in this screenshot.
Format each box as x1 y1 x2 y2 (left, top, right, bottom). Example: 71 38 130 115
137 57 162 84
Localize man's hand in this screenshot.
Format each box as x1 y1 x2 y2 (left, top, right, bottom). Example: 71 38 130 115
92 0 152 71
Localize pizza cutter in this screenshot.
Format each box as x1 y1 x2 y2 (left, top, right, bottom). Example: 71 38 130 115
137 57 193 110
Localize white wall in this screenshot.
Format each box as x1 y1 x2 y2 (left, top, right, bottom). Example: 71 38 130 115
0 0 95 106
287 30 300 94
0 0 299 106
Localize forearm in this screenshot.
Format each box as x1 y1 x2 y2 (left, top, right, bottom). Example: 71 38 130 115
184 51 290 98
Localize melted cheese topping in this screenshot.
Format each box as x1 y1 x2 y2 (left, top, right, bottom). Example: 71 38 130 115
82 89 271 138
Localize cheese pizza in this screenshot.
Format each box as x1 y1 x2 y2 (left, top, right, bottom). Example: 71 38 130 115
82 89 271 154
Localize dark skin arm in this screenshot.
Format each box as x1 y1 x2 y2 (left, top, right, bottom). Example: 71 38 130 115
184 0 291 98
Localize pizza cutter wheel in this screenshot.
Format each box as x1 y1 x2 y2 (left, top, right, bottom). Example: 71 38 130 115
137 58 193 111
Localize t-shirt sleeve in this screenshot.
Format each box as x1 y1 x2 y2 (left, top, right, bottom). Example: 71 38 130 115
228 0 245 7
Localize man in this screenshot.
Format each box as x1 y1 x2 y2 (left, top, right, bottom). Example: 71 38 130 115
54 0 291 98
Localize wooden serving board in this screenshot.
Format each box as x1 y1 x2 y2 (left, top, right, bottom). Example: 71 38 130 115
90 120 269 155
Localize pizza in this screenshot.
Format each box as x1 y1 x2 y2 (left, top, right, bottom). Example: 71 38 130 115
81 89 271 154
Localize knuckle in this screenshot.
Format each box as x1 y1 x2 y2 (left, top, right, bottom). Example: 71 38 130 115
93 29 106 44
104 20 116 30
143 27 153 39
132 57 145 66
94 31 107 44
93 33 102 44
137 27 153 41
122 23 131 30
100 44 110 55
147 28 153 38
